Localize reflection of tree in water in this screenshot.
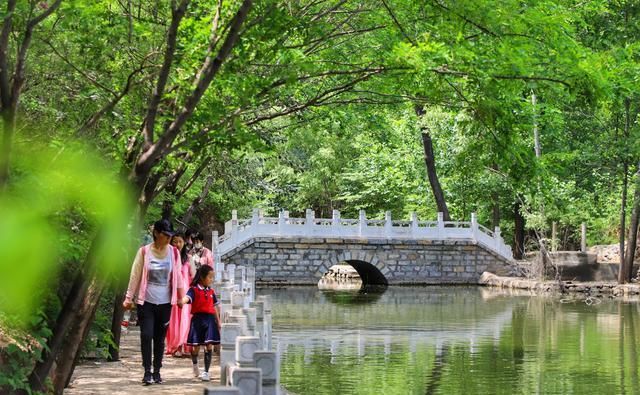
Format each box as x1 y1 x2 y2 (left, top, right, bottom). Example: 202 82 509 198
319 285 387 306
273 287 640 394
424 344 449 395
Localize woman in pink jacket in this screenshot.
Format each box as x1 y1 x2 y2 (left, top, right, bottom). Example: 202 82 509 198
165 232 193 357
123 219 184 386
189 231 214 272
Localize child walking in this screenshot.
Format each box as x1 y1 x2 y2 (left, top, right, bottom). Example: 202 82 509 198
180 265 221 381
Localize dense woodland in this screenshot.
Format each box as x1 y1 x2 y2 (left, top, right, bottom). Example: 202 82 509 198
0 0 639 393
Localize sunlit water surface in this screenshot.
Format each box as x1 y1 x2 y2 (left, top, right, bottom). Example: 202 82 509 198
258 286 640 395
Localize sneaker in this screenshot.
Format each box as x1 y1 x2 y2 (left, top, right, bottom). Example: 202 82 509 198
192 364 200 378
142 371 153 385
152 372 163 384
200 371 210 381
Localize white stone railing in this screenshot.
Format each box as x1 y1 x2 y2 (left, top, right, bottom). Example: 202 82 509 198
212 209 513 262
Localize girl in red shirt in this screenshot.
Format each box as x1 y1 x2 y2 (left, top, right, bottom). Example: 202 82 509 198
179 265 221 381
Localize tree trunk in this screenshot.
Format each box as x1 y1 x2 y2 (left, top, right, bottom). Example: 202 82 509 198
618 98 631 281
514 199 526 260
28 273 86 390
108 292 126 361
421 131 450 220
52 277 103 394
415 104 450 220
181 174 215 225
620 163 628 271
492 195 500 230
621 163 640 283
532 91 541 158
0 110 15 187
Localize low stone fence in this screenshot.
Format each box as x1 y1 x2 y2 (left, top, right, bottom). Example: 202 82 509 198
479 271 640 297
205 266 281 395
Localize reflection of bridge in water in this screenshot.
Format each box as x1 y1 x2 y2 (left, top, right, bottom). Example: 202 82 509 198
215 209 514 285
275 308 514 364
266 287 518 363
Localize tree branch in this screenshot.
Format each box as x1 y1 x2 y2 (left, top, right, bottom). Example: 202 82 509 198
76 57 152 135
41 38 117 96
135 0 253 177
0 0 17 110
381 0 416 45
142 0 190 150
11 0 63 112
181 173 215 225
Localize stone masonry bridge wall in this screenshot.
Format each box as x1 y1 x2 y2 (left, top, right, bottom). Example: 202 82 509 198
221 237 513 285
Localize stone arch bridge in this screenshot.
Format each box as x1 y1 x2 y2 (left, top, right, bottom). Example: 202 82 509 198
212 209 514 285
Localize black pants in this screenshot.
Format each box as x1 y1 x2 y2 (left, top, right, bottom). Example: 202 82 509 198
137 302 171 373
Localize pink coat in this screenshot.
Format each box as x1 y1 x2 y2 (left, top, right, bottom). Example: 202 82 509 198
201 247 214 267
166 260 192 354
125 244 184 306
190 247 214 273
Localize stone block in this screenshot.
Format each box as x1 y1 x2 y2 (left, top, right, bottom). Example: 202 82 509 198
221 323 242 346
243 307 257 331
257 243 276 248
254 351 279 383
220 348 237 379
300 237 325 243
230 367 262 395
261 384 280 395
257 295 272 312
231 292 245 309
228 314 248 335
219 303 232 323
205 386 242 395
236 336 261 366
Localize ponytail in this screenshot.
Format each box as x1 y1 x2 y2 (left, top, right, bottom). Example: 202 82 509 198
191 265 214 287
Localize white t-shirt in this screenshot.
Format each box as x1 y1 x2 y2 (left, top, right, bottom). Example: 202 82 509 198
145 248 173 305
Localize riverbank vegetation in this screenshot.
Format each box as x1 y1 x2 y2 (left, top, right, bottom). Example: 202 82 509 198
0 0 639 393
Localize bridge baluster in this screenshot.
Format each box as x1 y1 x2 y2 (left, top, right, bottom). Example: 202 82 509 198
385 211 392 236
332 209 340 225
411 212 418 237
277 210 286 234
471 212 479 241
358 210 367 236
305 209 315 232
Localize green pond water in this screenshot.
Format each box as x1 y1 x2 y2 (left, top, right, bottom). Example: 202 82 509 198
259 286 640 395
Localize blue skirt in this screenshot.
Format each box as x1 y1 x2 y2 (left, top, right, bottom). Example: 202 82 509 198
187 313 220 345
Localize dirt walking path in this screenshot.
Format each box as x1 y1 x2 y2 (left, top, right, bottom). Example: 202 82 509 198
65 327 220 394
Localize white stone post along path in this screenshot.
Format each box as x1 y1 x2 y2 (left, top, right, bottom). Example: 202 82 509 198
205 264 280 395
212 209 514 286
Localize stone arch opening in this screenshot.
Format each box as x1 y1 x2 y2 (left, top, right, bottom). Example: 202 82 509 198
344 259 388 286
